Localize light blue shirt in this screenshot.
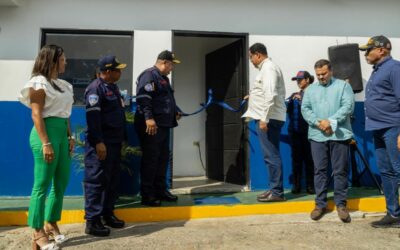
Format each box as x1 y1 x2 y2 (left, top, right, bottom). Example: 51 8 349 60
301 77 354 142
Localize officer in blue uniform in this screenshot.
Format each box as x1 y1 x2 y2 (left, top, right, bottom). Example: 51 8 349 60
135 50 181 207
84 55 126 237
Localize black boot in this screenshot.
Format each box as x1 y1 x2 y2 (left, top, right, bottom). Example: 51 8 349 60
158 191 178 202
141 196 161 207
306 186 315 194
291 164 302 194
291 186 301 194
291 175 301 194
85 219 110 237
103 215 125 228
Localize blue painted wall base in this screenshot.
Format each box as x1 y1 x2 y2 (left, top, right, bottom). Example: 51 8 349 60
0 101 380 196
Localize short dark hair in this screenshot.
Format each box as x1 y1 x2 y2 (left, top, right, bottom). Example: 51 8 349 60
314 59 331 70
249 43 268 55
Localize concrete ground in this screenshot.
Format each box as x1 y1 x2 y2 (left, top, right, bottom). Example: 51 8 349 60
1 212 399 250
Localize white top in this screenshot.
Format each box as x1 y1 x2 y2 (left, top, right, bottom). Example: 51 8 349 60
242 58 286 122
18 75 74 118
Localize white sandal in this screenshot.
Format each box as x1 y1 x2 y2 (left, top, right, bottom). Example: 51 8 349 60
32 233 60 250
53 234 67 244
44 223 68 244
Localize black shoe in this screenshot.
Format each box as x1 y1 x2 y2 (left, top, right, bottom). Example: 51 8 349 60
141 197 161 207
306 186 315 195
85 220 110 237
371 213 400 228
291 186 301 194
257 192 286 202
257 190 272 199
103 215 125 228
158 191 178 202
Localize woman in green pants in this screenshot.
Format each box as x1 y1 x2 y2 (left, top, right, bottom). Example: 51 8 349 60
19 45 74 250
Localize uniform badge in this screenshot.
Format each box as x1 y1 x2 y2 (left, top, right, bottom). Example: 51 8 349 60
144 83 154 92
88 94 99 106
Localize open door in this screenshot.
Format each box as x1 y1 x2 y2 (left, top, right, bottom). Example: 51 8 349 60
205 39 246 185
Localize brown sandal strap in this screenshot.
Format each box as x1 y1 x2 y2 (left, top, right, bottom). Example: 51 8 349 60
33 234 48 241
45 223 61 235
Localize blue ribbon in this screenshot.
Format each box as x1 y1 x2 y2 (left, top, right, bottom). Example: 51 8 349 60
124 89 247 116
179 89 247 116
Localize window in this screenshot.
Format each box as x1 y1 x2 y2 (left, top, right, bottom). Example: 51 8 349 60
42 29 133 105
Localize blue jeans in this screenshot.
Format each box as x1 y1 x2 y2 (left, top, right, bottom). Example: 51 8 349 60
310 140 350 208
373 126 400 217
256 119 284 197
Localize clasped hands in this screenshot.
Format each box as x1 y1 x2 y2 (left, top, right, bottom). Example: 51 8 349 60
318 119 333 135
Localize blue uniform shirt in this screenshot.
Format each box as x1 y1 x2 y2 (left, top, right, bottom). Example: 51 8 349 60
135 66 178 128
365 56 400 131
287 91 309 134
85 78 126 145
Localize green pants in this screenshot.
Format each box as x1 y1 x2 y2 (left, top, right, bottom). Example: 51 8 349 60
28 117 71 229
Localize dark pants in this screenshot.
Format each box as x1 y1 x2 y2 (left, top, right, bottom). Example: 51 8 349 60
256 119 285 197
135 121 170 199
84 142 122 221
290 132 314 189
373 126 400 217
310 140 350 208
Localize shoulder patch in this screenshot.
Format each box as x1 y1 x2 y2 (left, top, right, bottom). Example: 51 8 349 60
88 94 99 106
144 83 154 92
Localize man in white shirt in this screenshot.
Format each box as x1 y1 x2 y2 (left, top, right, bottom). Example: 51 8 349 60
242 43 287 202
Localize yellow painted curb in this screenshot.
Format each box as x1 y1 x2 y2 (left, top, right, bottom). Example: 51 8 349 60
0 197 387 227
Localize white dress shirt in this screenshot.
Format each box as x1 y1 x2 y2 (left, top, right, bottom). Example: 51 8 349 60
19 75 74 118
242 58 286 122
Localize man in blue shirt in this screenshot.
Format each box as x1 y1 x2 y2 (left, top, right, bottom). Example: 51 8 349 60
359 35 400 228
135 50 181 207
84 55 127 236
302 59 354 223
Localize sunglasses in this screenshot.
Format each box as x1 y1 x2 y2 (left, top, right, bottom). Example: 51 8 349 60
365 47 381 55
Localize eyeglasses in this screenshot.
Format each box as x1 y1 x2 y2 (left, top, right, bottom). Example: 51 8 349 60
365 47 380 56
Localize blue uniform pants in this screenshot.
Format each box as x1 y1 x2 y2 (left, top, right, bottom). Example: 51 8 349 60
310 140 350 209
372 126 400 217
135 119 170 199
84 142 121 221
290 131 314 189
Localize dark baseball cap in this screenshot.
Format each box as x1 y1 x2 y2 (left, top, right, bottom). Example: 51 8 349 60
97 55 127 71
157 50 181 64
291 71 311 81
359 35 392 51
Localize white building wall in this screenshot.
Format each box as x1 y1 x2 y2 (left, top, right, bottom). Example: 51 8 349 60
1 0 400 59
249 36 400 102
1 0 400 176
133 30 172 94
0 60 33 101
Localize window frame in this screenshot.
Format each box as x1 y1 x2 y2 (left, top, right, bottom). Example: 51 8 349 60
41 28 134 106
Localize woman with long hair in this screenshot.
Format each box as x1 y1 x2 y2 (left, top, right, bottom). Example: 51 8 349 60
19 45 74 250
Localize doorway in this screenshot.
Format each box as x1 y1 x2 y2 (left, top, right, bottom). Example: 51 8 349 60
172 31 248 194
